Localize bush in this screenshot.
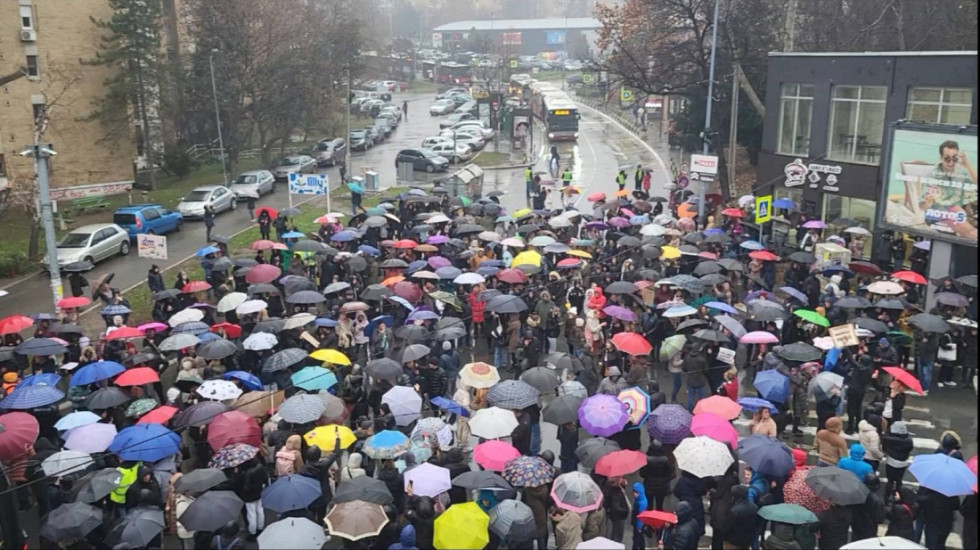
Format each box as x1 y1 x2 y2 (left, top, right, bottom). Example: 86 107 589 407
162 149 193 179
0 252 35 278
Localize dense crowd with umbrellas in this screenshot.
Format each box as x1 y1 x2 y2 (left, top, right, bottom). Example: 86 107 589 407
0 184 976 550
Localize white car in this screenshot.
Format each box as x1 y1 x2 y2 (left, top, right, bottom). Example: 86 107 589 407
439 128 486 150
177 185 237 218
429 99 455 115
421 136 454 149
44 223 129 270
450 120 496 140
426 142 474 163
229 170 276 199
271 155 317 181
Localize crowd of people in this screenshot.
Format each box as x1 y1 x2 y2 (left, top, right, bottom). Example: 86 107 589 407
0 179 976 550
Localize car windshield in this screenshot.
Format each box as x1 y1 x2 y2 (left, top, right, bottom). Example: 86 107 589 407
351 131 365 138
58 233 91 248
184 191 210 202
278 158 299 166
234 175 258 184
314 143 330 151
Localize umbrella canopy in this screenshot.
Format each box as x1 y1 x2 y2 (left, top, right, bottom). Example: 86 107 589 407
617 387 651 426
578 394 629 437
54 410 100 432
208 443 259 469
106 508 165 549
610 332 652 356
405 463 452 497
758 503 818 525
109 424 180 463
908 313 950 333
692 395 742 419
908 454 976 496
291 366 338 391
840 537 926 550
452 470 512 491
207 410 261 451
459 362 500 389
487 379 540 410
40 501 103 543
520 366 561 393
333 475 395 505
262 475 322 513
753 369 791 404
434 502 490 550
647 404 693 444
673 435 735 478
805 467 870 505
70 360 125 386
595 449 647 478
542 394 585 425
551 472 604 513
173 468 226 493
808 372 844 402
690 412 738 448
363 429 412 460
737 435 795 478
172 400 228 428
474 440 521 471
179 490 244 532
469 407 518 439
325 500 389 541
195 379 243 401
576 438 621 469
279 394 328 424
258 517 328 550
382 386 423 427
63 422 117 453
71 468 122 503
489 499 537 541
881 366 923 395
502 455 555 488
0 412 38 462
775 342 823 362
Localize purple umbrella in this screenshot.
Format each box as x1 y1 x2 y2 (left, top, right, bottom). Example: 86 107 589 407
427 235 449 245
64 422 117 453
403 463 451 497
646 404 692 444
578 394 629 437
427 256 451 269
704 301 737 315
802 220 826 229
602 305 637 322
584 222 608 230
778 286 808 304
608 217 630 228
407 309 440 322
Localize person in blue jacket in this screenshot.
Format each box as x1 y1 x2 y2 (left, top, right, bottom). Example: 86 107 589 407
838 443 874 480
631 481 648 550
389 524 417 550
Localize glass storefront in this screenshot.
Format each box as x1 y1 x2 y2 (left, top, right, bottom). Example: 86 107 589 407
822 194 876 257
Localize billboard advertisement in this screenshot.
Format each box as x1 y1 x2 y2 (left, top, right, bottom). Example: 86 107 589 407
501 32 522 46
881 124 978 245
546 31 566 45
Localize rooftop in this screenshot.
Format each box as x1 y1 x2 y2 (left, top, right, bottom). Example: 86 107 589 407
434 18 601 32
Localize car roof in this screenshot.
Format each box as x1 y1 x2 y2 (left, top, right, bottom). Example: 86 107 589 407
192 185 226 191
238 170 267 176
70 223 121 233
116 204 164 211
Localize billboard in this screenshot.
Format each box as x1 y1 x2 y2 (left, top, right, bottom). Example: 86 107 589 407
137 234 167 260
501 32 522 46
881 123 978 246
546 31 566 45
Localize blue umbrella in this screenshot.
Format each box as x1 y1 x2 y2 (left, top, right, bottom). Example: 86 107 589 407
389 296 414 311
358 244 381 257
739 240 765 251
1 385 64 409
737 397 777 412
195 246 220 257
70 361 125 387
291 367 338 392
753 370 791 404
362 429 411 459
100 305 132 316
778 286 808 304
908 454 977 497
480 260 507 268
407 309 440 322
19 373 61 387
477 267 500 277
703 228 725 235
364 315 394 338
773 198 796 209
261 475 322 513
223 371 263 391
197 332 220 343
55 410 101 431
430 396 470 417
109 424 180 462
331 231 357 242
404 260 427 275
736 435 795 477
704 301 738 315
314 318 338 328
281 231 305 239
347 182 363 194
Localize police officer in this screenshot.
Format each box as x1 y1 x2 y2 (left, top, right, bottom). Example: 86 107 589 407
561 167 573 188
524 165 534 203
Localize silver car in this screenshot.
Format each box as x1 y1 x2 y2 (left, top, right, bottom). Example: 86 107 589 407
44 223 129 270
177 185 237 218
272 155 317 181
230 170 276 199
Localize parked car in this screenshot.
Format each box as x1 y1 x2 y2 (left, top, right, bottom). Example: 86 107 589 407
350 130 373 151
429 99 455 116
311 139 346 167
271 155 317 181
440 112 476 129
365 126 382 146
380 106 403 121
436 87 468 100
360 99 386 116
427 142 474 163
177 185 237 218
372 119 392 139
395 148 449 173
230 170 276 198
44 223 129 270
421 136 454 149
381 80 400 91
456 100 478 115
444 94 470 108
449 120 496 140
112 204 184 238
438 129 486 151
377 111 399 128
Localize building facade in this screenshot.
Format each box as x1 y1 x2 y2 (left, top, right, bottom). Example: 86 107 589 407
756 51 978 281
433 18 599 55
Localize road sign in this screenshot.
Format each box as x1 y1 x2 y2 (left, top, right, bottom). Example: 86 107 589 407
509 59 518 69
288 173 328 195
620 88 633 102
755 194 772 224
582 73 594 84
690 154 719 176
137 234 167 260
676 175 690 189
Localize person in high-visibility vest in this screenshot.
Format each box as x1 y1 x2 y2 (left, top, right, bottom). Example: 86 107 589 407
561 168 573 188
109 461 140 518
524 166 534 203
616 170 627 191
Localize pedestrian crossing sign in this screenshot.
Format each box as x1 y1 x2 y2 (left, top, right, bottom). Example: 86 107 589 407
620 88 633 102
755 194 772 224
583 74 595 84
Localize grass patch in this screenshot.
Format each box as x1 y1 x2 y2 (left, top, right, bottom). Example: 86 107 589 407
471 151 510 168
407 80 439 93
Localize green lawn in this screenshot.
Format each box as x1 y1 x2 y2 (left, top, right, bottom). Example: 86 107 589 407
406 79 439 94
471 151 510 168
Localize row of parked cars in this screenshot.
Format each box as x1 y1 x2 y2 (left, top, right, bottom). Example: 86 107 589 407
393 88 496 170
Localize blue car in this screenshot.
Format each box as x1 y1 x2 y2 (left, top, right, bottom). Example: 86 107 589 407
112 204 184 239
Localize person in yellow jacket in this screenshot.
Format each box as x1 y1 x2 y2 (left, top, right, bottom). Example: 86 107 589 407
109 461 140 518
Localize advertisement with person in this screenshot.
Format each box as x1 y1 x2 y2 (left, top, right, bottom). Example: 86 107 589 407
881 124 978 245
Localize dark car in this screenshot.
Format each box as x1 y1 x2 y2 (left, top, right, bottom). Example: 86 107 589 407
395 148 450 173
312 138 346 167
350 130 373 151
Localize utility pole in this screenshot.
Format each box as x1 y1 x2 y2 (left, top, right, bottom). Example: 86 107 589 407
209 49 228 185
22 143 62 311
698 0 721 226
727 67 739 199
784 0 799 51
345 64 353 202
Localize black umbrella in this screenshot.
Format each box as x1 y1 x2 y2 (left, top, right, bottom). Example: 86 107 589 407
62 260 94 272
479 289 502 302
576 438 621 468
717 258 743 272
454 224 484 235
544 352 584 372
787 251 816 263
15 338 67 356
211 257 234 271
699 273 727 286
452 470 513 491
435 325 467 342
248 283 281 296
935 292 969 308
618 236 642 248
486 295 528 314
293 240 330 253
179 491 244 532
153 289 181 301
210 234 230 244
71 468 123 503
874 298 907 311
286 290 326 305
347 256 368 272
197 339 238 360
173 468 227 494
834 296 872 309
955 274 978 288
332 475 394 505
263 348 308 372
234 258 258 268
381 259 409 269
642 246 661 260
395 325 429 342
516 224 541 235
676 319 708 331
40 502 102 542
84 387 130 410
692 329 727 342
172 401 229 429
909 313 950 333
366 358 403 380
253 318 285 334
106 507 165 548
605 281 639 295
704 233 730 244
853 317 889 333
361 284 393 301
173 377 204 393
693 261 722 276
402 344 431 363
542 394 584 425
775 342 823 362
53 323 85 335
682 233 704 244
805 467 870 506
281 276 317 294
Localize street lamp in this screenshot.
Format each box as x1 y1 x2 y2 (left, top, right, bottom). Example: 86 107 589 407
698 0 721 227
19 144 61 310
208 49 228 185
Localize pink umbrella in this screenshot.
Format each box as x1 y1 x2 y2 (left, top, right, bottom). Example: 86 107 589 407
245 264 282 284
474 440 521 471
404 463 451 497
690 413 738 448
608 217 630 228
0 412 38 462
427 256 452 269
802 220 827 229
692 395 742 420
137 322 168 332
392 281 423 303
620 208 636 218
64 422 117 453
740 331 780 344
967 455 977 476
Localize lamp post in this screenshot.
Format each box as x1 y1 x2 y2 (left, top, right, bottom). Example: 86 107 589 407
208 49 228 185
21 143 61 311
698 0 721 227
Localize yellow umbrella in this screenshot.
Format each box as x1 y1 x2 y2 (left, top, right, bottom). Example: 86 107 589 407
511 250 542 268
567 249 593 259
434 502 490 550
512 208 532 219
309 349 351 366
661 246 681 260
304 424 356 450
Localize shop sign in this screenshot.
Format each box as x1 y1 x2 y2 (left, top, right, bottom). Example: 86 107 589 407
808 163 842 192
691 154 718 175
784 159 808 188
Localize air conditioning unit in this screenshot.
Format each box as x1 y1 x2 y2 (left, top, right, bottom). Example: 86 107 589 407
20 29 37 42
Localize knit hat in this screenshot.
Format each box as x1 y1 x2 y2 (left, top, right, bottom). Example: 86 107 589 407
442 341 452 351
890 421 909 435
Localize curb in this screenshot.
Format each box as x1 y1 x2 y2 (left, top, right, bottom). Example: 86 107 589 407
482 162 535 171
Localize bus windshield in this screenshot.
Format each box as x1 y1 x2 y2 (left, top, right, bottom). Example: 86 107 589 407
547 110 579 131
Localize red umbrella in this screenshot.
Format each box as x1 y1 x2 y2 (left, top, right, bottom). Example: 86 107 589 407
138 405 178 425
611 332 652 356
0 412 38 462
115 367 160 387
211 323 242 339
207 410 262 451
249 239 278 251
392 281 423 303
692 395 742 420
557 258 582 268
587 192 606 202
105 326 144 341
0 315 33 335
182 280 212 293
595 450 646 478
496 268 529 284
245 264 282 284
393 239 419 249
849 261 882 276
637 510 678 529
892 270 927 285
749 250 780 262
57 296 91 309
721 208 744 218
255 206 278 220
698 251 718 260
882 366 923 395
474 440 521 471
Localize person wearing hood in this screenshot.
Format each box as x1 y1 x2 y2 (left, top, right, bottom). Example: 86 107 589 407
726 485 759 549
815 417 848 466
630 482 648 550
524 482 551 550
340 452 366 481
817 502 853 550
533 290 558 352
640 439 676 511
597 366 629 396
389 524 418 550
377 459 405 512
838 443 874 480
551 507 583 550
237 457 269 538
682 344 710 411
708 468 738 549
603 477 631 543
404 490 437 550
915 485 960 549
125 466 162 510
674 470 707 531
882 421 914 495
844 354 873 434
664 501 704 550
885 486 917 540
857 410 884 471
783 447 831 517
851 473 886 541
934 430 963 460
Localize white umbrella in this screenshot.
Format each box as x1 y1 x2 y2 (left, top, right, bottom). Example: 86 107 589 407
381 386 423 427
243 332 278 351
840 537 926 550
168 308 204 327
257 517 328 550
282 312 315 330
236 299 268 315
549 217 573 229
673 435 734 478
640 224 666 237
42 450 94 476
844 226 871 236
738 195 755 208
216 292 248 313
558 381 588 399
159 333 200 351
427 213 451 224
867 281 905 295
195 380 243 401
453 272 486 285
577 538 625 550
469 407 518 439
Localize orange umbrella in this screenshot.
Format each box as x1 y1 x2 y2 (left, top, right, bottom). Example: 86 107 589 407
381 275 405 286
677 203 697 218
615 189 631 198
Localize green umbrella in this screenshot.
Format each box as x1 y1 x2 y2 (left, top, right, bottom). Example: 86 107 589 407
885 330 913 347
125 398 159 418
793 309 830 327
758 503 818 525
458 196 472 206
428 290 462 311
687 295 712 309
659 335 687 361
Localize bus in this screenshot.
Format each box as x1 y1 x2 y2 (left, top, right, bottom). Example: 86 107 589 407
541 94 580 141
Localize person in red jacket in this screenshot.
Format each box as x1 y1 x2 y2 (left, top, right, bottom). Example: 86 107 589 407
717 367 738 400
587 285 607 319
469 285 487 348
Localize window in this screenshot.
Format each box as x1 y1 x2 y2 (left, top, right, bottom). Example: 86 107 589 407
0 154 6 178
827 86 887 164
20 6 33 29
907 87 973 125
777 84 814 156
143 209 161 221
823 195 876 257
26 55 39 77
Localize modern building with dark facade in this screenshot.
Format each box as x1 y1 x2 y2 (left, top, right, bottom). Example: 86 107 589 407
756 51 978 294
432 18 599 55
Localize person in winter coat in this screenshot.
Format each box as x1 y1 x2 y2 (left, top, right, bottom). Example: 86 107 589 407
815 389 840 431
551 507 583 550
960 492 977 550
882 421 914 495
603 477 631 543
378 459 406 512
597 366 629 396
125 466 162 510
783 448 831 515
814 417 848 466
838 443 874 480
173 487 197 549
750 408 778 437
851 474 886 541
587 286 607 318
640 439 676 511
727 485 760 549
582 505 606 542
817 503 853 550
404 492 437 550
935 430 963 460
341 452 366 481
237 459 269 537
763 522 804 550
916 485 960 549
275 434 304 476
845 354 874 434
708 469 738 548
857 412 883 471
665 501 704 550
683 345 710 411
673 470 707 530
299 443 342 523
558 422 579 473
789 366 812 435
389 524 418 550
524 483 551 550
885 486 917 540
631 482 648 550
